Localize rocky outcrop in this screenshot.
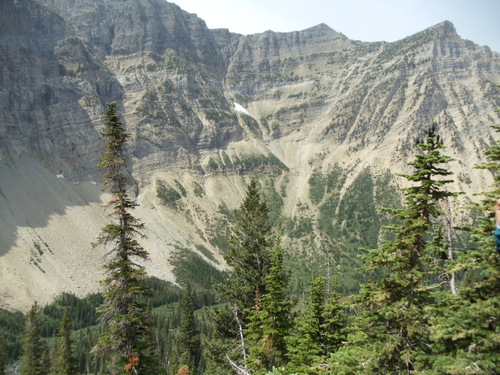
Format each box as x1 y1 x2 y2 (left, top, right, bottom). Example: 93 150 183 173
1 0 500 311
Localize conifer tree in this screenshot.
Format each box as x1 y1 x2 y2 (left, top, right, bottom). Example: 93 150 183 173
330 124 456 374
423 124 500 373
49 308 77 375
20 302 48 375
246 237 293 373
0 335 5 375
217 179 274 310
139 304 162 375
92 103 153 375
207 179 275 373
287 277 346 374
176 282 201 374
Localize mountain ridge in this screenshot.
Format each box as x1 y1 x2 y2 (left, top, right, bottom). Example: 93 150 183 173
1 0 499 311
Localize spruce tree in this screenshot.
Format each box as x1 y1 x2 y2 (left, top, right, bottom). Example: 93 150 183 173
330 124 457 374
20 302 48 375
92 103 153 375
423 124 500 373
286 277 346 374
246 237 293 373
217 179 274 310
49 308 77 375
207 179 275 373
0 335 5 375
176 282 201 374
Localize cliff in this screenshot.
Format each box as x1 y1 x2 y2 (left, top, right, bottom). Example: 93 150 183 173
1 0 499 311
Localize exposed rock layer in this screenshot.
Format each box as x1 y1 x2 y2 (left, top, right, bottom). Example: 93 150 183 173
1 0 499 311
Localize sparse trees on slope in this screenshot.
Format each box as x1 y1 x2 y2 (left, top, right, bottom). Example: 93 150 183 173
92 103 155 375
20 302 49 375
330 124 457 374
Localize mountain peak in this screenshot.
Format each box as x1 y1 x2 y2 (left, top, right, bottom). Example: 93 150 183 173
433 20 458 37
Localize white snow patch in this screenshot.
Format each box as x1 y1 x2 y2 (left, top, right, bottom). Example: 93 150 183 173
234 102 250 115
56 174 64 179
91 181 97 185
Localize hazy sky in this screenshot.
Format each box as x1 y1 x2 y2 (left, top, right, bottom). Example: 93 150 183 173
171 0 500 52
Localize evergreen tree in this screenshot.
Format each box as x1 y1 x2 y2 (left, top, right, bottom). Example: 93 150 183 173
20 302 48 375
207 179 275 373
217 179 274 310
92 103 153 375
321 280 347 355
0 335 5 375
176 282 201 374
49 308 77 375
287 277 346 374
140 304 162 375
246 237 293 373
330 124 456 374
422 124 500 373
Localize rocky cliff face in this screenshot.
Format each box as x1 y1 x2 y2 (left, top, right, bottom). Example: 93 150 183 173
1 0 499 311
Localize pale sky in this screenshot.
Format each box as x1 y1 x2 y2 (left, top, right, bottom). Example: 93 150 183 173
171 0 500 52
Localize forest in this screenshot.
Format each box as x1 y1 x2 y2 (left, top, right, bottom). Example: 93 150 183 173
0 104 499 375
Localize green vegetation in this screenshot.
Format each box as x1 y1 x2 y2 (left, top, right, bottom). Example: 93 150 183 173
2 115 499 374
157 179 182 206
203 109 237 125
240 113 260 135
192 181 205 198
93 103 157 374
136 89 182 128
171 247 224 289
206 152 288 174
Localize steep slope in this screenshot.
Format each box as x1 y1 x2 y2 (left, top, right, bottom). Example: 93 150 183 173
0 0 499 311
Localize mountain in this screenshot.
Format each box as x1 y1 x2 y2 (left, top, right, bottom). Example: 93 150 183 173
1 0 499 311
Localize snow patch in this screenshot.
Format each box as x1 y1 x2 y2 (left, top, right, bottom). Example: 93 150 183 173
234 102 250 115
56 174 64 179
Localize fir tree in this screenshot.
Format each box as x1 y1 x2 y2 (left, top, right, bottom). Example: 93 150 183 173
139 304 162 375
217 179 274 310
0 335 5 375
422 124 500 373
176 282 201 374
49 308 77 375
20 302 48 375
207 179 275 373
246 237 293 373
287 277 346 374
330 124 457 374
92 103 153 375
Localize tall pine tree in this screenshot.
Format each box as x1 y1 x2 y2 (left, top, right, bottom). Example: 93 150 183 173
330 124 457 374
423 124 500 373
92 103 154 375
246 236 293 373
287 277 346 374
207 179 275 374
49 308 77 375
176 282 201 374
20 302 49 375
217 179 274 310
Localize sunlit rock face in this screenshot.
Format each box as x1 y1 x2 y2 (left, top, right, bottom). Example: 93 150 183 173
1 0 499 311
